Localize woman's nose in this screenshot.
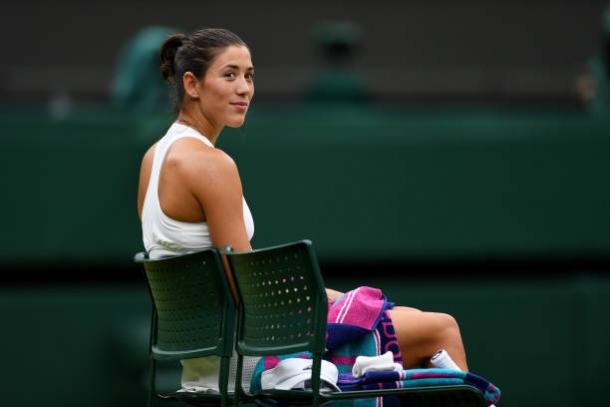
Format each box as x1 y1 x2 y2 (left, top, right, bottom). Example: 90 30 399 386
235 76 252 95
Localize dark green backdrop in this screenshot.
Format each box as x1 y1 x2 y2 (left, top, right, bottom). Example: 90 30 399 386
1 103 609 406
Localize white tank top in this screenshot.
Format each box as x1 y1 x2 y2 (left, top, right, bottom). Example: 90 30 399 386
141 122 254 259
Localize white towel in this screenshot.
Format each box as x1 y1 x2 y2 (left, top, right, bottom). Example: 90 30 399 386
352 351 402 377
261 358 340 392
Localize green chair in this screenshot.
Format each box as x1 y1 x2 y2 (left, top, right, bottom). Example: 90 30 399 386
136 249 236 407
225 240 487 407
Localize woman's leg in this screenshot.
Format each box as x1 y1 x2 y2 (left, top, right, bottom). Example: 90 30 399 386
387 306 469 371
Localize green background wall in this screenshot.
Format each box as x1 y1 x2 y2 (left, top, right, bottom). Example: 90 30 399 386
2 104 609 263
1 103 609 406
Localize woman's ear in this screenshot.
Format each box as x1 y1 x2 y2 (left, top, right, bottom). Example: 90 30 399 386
182 71 200 99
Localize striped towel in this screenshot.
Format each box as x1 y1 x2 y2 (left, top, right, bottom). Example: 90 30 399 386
338 368 501 405
326 286 394 352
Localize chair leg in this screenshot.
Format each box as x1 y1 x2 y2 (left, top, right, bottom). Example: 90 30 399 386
233 355 244 407
148 358 156 407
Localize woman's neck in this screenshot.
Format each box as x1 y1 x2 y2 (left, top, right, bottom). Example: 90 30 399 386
176 109 222 145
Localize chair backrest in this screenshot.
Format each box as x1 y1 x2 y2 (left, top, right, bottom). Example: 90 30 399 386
226 240 328 357
139 249 235 361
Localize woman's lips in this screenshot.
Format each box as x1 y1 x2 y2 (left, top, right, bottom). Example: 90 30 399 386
231 102 248 112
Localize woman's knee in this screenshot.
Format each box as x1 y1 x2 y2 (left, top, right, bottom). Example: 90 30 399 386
437 312 459 331
431 312 461 340
388 309 458 366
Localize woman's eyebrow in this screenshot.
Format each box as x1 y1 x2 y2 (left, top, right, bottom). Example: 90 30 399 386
224 64 254 71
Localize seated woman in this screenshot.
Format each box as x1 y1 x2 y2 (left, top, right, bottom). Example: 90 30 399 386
137 28 469 389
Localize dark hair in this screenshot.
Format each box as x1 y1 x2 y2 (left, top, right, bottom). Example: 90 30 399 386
159 28 247 112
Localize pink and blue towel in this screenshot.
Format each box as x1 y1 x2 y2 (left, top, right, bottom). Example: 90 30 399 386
337 368 501 405
250 287 392 394
326 286 394 352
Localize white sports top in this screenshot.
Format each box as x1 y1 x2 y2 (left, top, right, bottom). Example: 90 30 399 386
141 122 254 260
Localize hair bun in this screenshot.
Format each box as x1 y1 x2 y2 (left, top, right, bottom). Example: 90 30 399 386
160 33 187 81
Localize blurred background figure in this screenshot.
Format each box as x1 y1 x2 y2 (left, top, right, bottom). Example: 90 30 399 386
111 26 178 114
304 21 369 103
578 6 610 115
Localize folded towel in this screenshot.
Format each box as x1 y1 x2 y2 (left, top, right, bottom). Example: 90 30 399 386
352 351 403 377
338 368 501 406
326 286 394 352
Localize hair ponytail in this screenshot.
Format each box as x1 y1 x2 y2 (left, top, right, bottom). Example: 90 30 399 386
159 33 187 82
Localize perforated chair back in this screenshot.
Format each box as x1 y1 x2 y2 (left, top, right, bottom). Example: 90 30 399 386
137 249 236 407
227 240 327 357
142 249 235 360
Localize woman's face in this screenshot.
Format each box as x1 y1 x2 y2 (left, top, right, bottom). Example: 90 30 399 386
196 45 254 128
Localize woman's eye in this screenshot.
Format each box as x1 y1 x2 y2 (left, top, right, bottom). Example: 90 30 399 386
225 72 236 79
246 73 255 81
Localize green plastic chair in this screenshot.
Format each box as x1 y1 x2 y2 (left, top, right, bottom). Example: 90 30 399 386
225 240 487 407
136 249 236 407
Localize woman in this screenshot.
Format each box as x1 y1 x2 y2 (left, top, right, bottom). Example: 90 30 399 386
137 28 469 390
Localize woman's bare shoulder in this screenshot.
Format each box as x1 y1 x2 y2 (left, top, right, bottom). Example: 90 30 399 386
141 143 156 167
170 137 241 188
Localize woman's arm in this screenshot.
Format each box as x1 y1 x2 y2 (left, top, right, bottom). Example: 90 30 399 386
137 144 156 220
184 146 251 301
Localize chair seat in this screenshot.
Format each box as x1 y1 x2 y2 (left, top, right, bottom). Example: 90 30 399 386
254 384 484 405
157 390 237 406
